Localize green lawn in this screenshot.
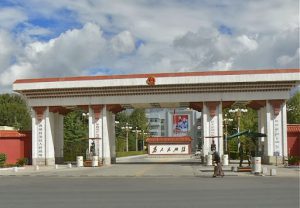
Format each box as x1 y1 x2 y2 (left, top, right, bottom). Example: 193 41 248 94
116 151 147 157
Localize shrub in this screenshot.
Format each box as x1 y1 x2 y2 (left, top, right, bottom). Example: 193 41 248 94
16 157 28 167
229 151 239 160
4 163 16 168
288 156 300 165
0 153 7 167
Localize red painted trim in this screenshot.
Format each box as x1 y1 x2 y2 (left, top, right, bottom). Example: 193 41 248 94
14 69 300 84
49 106 72 115
269 100 285 116
287 124 300 133
205 102 220 117
91 105 103 120
33 106 47 121
148 153 191 155
0 130 26 138
247 100 266 110
146 136 192 143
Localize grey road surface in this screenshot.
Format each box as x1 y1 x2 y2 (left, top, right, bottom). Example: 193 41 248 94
0 176 298 208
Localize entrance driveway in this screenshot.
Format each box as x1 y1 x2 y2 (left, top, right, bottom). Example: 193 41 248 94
0 155 299 177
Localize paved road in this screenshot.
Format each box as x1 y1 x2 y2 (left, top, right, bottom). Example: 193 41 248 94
0 155 299 208
0 176 299 208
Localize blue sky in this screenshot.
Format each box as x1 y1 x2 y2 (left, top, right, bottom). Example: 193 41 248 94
0 0 299 91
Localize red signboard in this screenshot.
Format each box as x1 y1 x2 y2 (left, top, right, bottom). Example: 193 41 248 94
173 114 189 136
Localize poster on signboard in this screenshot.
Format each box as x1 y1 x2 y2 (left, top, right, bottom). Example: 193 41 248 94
173 114 189 136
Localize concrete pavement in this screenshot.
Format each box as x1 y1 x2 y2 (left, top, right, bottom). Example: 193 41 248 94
0 155 299 178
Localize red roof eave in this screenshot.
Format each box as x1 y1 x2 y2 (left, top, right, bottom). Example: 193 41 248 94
146 136 192 143
287 124 300 133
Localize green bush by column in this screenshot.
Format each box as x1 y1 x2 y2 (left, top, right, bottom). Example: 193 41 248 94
0 153 7 167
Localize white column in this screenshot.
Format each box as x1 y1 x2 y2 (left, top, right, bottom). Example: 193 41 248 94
265 100 287 164
217 103 223 156
32 107 46 166
266 101 274 157
102 106 112 165
202 102 223 156
88 105 114 165
31 109 39 165
202 104 210 156
281 103 288 159
89 105 103 161
45 108 55 165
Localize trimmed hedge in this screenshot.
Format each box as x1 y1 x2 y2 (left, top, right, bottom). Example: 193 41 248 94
0 153 7 167
288 156 300 165
229 151 239 160
16 157 28 167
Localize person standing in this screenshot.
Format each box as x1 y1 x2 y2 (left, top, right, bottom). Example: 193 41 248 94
211 140 216 152
212 151 224 177
245 145 251 167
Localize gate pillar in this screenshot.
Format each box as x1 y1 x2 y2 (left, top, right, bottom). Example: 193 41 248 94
32 106 55 166
264 100 288 164
88 105 116 165
202 102 223 157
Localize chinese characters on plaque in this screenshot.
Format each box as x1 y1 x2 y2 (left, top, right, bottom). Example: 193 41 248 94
149 144 189 155
209 118 216 137
95 121 100 138
273 116 281 156
37 121 45 158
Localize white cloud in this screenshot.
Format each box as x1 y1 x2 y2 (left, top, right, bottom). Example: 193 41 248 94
0 0 299 92
1 62 34 86
237 35 258 51
110 31 135 54
0 22 138 89
277 48 300 67
171 28 260 70
0 30 17 70
0 7 27 30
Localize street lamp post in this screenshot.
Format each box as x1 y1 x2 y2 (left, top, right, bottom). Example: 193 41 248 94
140 130 149 151
132 127 141 151
121 123 132 152
228 108 248 148
223 114 233 153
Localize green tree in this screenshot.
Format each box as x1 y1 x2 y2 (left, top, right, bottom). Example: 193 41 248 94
129 108 149 131
63 110 88 161
0 93 31 130
129 109 149 151
287 92 300 124
224 107 258 153
115 109 149 152
115 111 130 152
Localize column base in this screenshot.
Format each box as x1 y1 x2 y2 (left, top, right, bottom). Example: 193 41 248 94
32 158 55 166
263 156 285 165
46 158 55 166
32 158 46 166
102 157 112 165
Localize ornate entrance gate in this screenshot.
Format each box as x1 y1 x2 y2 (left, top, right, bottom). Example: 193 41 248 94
13 69 300 165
